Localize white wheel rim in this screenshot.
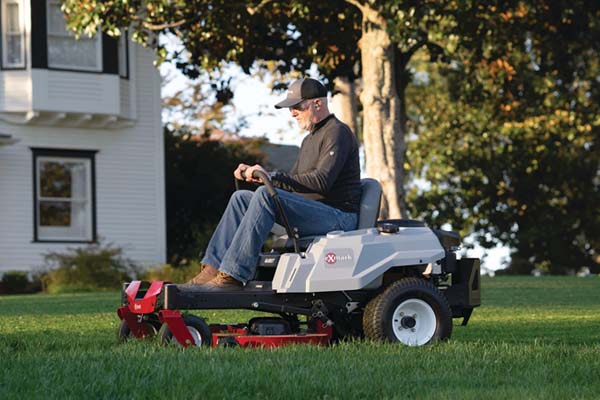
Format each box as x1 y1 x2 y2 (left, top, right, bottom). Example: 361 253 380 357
186 326 203 347
391 298 437 346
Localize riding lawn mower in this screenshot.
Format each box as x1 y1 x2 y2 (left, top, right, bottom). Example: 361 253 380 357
117 171 480 348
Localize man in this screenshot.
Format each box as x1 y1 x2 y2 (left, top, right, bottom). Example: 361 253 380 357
189 77 361 290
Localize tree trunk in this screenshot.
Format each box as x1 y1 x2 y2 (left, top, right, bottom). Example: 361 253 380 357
331 76 359 137
357 8 406 219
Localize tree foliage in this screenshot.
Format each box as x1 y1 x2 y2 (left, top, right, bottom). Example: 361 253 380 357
164 128 265 263
62 0 600 273
407 1 600 274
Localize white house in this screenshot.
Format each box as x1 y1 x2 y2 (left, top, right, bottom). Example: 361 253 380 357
0 0 166 273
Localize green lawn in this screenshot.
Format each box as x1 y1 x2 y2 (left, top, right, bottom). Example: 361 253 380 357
1 276 599 399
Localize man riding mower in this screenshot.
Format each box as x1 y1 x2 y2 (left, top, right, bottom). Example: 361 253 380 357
117 170 480 348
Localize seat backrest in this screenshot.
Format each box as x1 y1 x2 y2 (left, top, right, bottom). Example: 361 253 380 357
271 178 382 239
357 178 382 229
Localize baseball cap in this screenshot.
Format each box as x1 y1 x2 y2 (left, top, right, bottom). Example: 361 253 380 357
274 78 327 109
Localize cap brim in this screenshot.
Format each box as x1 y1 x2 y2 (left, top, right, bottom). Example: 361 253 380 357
274 97 303 109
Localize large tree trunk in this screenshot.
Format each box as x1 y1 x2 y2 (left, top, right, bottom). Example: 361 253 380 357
331 76 359 137
357 7 406 219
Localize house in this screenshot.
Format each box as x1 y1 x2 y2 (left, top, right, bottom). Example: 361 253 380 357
0 0 165 273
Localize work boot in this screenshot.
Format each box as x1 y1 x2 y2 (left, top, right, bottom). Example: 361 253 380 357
201 271 243 291
187 265 218 285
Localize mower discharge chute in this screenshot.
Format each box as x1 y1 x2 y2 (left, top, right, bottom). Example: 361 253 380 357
117 171 480 348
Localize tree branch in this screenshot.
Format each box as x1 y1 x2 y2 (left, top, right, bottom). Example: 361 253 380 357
142 18 187 31
247 0 276 15
344 0 366 14
404 39 428 64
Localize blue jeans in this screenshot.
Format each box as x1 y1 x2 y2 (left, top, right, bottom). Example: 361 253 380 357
202 186 358 283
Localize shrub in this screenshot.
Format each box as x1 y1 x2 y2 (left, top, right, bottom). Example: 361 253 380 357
0 271 42 295
142 261 203 283
42 241 139 294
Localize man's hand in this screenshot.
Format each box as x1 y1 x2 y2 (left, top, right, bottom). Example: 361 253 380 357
233 163 250 181
243 164 268 183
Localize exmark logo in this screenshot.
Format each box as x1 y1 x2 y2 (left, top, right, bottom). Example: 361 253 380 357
134 303 142 310
324 250 354 266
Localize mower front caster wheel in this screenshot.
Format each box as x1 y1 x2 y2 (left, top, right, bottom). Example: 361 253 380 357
158 315 212 348
117 319 160 341
363 277 453 346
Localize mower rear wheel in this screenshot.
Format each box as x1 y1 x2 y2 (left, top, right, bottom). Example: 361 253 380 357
363 277 452 346
158 315 212 348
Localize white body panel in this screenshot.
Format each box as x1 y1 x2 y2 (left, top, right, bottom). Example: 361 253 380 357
272 228 445 293
0 45 165 272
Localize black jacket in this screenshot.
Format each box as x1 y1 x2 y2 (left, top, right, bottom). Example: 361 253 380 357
271 114 361 213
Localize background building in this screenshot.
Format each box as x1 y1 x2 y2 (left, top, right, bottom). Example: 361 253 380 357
0 0 165 272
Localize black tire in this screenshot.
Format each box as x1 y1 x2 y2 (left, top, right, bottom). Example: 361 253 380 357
117 319 160 341
363 277 452 346
117 320 131 341
158 315 212 348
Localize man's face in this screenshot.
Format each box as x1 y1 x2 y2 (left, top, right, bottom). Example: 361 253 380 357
289 99 316 131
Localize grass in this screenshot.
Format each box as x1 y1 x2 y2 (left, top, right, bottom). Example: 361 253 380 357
1 276 599 399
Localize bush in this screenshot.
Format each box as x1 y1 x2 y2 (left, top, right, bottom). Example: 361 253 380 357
142 261 203 283
42 241 139 294
0 271 41 295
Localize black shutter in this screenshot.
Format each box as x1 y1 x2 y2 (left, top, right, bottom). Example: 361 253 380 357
30 0 48 68
102 33 118 74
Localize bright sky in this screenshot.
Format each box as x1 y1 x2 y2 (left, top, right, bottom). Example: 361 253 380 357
160 62 510 274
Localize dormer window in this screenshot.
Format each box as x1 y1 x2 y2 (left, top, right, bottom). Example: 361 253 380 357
1 0 25 69
46 0 102 71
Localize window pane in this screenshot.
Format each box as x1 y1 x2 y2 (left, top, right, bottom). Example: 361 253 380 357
3 2 23 67
46 1 101 70
6 35 22 64
39 161 72 198
6 3 20 32
38 200 90 239
47 2 68 35
48 36 98 68
40 201 71 226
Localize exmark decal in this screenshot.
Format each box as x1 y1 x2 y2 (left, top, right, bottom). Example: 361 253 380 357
324 249 354 267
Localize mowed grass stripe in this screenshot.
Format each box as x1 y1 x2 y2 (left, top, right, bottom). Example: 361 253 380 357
1 276 599 399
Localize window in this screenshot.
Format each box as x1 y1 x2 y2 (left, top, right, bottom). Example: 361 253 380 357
118 30 128 78
46 0 102 71
33 149 97 242
1 0 25 68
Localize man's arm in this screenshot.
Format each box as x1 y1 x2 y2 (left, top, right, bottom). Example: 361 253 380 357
271 128 353 194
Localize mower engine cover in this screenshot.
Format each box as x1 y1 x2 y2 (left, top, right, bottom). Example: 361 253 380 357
272 226 445 293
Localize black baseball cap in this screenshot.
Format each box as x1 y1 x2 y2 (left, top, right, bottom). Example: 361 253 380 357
274 78 327 109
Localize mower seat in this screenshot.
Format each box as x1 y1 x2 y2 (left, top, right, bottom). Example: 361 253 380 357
270 178 382 251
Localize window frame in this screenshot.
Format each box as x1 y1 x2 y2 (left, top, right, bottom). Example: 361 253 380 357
1 0 26 69
118 29 129 79
32 148 98 243
45 0 102 72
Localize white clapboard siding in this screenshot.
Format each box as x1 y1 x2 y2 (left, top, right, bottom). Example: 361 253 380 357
0 44 165 272
0 70 32 111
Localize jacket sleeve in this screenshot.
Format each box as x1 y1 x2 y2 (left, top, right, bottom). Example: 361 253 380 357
271 128 352 194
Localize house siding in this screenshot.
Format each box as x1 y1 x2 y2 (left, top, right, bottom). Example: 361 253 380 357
0 70 32 111
0 44 165 272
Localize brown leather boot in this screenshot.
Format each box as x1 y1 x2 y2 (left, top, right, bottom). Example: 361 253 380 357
187 265 218 285
201 271 243 291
